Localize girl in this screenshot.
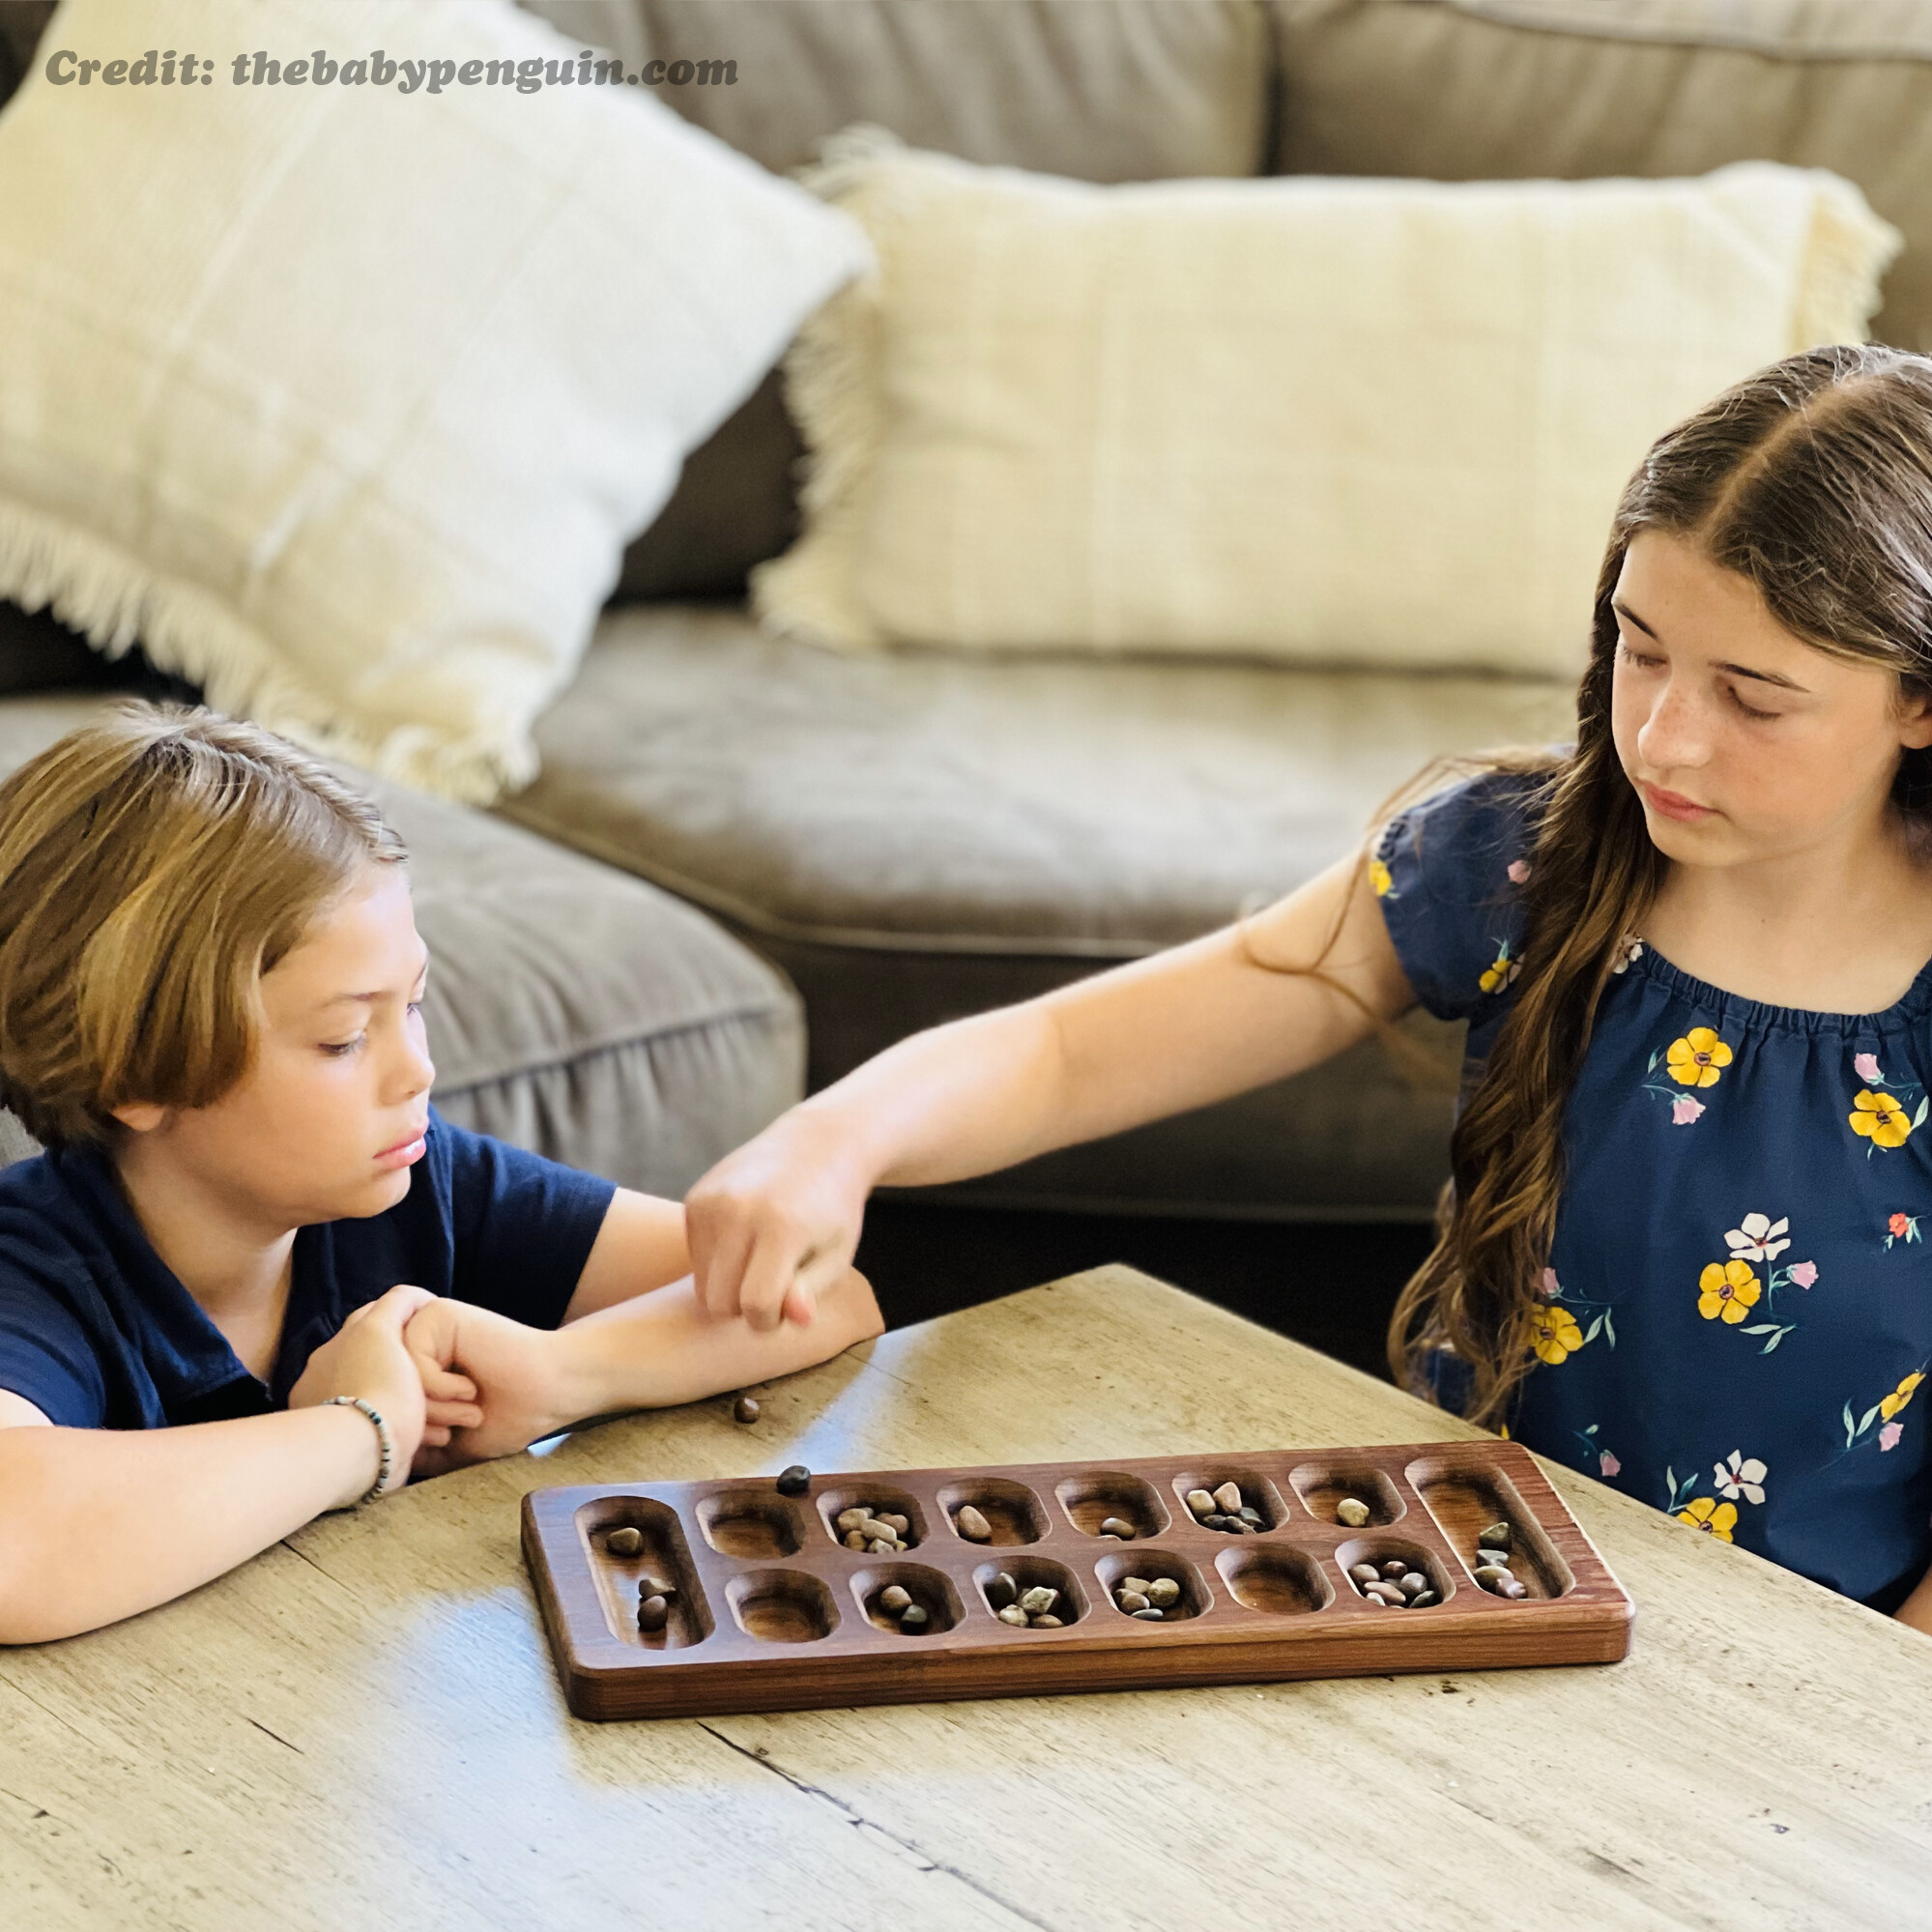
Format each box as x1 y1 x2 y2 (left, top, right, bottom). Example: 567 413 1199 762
0 705 881 1644
685 342 1932 1631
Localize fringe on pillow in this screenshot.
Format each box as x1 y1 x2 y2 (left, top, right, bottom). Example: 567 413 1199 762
0 496 536 805
1792 170 1905 350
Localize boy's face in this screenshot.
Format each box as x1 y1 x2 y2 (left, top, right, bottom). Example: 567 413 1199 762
116 865 435 1226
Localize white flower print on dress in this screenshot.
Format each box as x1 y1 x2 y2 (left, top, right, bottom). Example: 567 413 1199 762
1725 1213 1790 1264
1713 1452 1767 1506
1610 933 1645 975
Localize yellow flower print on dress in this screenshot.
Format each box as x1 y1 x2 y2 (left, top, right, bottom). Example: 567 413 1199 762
1880 1370 1924 1421
1850 1089 1924 1152
1368 856 1394 898
1529 1303 1585 1366
1666 1028 1732 1088
1479 939 1521 995
1675 1496 1737 1541
1696 1259 1761 1324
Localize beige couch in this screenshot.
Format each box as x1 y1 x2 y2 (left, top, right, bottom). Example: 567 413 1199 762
3 0 1930 1217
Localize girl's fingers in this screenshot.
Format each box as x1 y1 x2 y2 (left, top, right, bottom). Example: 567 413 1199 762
695 1224 754 1319
420 1366 477 1403
420 1423 451 1449
425 1399 484 1429
780 1277 818 1326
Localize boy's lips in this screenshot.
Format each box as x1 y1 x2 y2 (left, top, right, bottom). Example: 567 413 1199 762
375 1126 428 1167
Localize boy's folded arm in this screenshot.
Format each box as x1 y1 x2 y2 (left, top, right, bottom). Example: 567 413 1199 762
555 1265 884 1421
0 1399 385 1645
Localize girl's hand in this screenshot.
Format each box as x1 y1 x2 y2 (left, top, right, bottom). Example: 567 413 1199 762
288 1284 479 1504
685 1108 876 1332
401 1300 574 1475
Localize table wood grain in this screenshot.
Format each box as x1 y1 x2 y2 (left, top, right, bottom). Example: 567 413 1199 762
4 1266 1930 1930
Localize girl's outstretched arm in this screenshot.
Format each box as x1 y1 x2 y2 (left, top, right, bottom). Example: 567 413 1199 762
688 851 1417 1329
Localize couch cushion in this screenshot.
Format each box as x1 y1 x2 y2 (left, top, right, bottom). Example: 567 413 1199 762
0 694 804 1196
505 605 1578 954
1268 0 1932 355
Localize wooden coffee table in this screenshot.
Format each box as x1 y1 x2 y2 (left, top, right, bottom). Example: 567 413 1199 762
4 1266 1929 1929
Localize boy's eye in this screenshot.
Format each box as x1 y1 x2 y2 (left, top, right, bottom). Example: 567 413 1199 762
321 1036 364 1057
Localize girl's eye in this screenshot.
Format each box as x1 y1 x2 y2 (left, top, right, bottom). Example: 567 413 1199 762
1727 686 1780 722
1615 637 1659 669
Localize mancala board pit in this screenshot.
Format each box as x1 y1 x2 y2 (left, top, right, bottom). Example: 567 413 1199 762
522 1440 1634 1720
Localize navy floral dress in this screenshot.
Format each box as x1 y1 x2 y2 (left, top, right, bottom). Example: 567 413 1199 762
1376 770 1932 1612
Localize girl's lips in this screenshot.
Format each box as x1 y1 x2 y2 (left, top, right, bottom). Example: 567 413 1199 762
1641 783 1715 822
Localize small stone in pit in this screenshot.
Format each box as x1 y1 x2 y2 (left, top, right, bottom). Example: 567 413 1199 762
1098 1515 1137 1540
1472 1565 1511 1588
898 1604 931 1630
1362 1581 1405 1606
836 1507 869 1533
1222 1517 1250 1535
1495 1577 1529 1600
1381 1559 1408 1580
988 1572 1019 1610
1029 1614 1064 1629
1398 1572 1428 1600
879 1584 912 1614
606 1526 643 1557
1019 1585 1059 1616
1348 1562 1381 1587
638 1576 676 1600
1237 1507 1264 1526
1130 1607 1165 1621
733 1395 761 1425
868 1539 897 1557
956 1505 993 1543
1202 1514 1232 1532
996 1603 1030 1627
1186 1488 1217 1517
845 1530 868 1550
638 1594 669 1632
1410 1590 1439 1608
1145 1578 1181 1607
1117 1590 1151 1614
1121 1576 1151 1596
879 1514 910 1536
1476 1546 1511 1567
776 1464 811 1497
1335 1497 1371 1528
1212 1482 1244 1513
1479 1520 1512 1552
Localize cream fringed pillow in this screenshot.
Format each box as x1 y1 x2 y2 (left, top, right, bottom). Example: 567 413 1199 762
753 135 1901 677
0 0 870 802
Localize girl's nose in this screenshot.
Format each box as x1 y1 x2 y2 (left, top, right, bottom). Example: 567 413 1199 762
1635 678 1711 774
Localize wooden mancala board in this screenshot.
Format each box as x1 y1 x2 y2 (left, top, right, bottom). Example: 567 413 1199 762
522 1440 1634 1721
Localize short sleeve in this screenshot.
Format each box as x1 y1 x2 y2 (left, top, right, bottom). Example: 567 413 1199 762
440 1115 617 1331
1371 770 1539 1024
0 1254 110 1427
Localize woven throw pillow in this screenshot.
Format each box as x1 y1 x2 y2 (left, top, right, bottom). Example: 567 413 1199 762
0 0 869 801
753 133 1900 677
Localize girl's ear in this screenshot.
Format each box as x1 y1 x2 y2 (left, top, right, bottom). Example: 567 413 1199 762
1901 687 1932 751
109 1101 168 1134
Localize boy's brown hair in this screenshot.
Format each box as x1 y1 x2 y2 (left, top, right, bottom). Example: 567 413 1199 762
0 703 407 1151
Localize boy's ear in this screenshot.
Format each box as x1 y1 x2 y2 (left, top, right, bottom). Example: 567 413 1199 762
1901 688 1932 751
109 1101 169 1134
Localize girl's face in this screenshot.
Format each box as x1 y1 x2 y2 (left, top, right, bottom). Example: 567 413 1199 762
114 865 435 1228
1609 529 1932 869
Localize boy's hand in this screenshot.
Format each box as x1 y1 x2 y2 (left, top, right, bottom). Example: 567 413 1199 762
288 1284 480 1503
401 1300 576 1475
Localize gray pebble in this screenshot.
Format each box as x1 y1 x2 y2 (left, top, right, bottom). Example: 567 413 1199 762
1472 1565 1511 1588
733 1395 761 1425
1131 1607 1166 1621
606 1526 643 1558
996 1603 1030 1627
1479 1521 1512 1551
1186 1488 1217 1517
1381 1559 1409 1580
1202 1514 1232 1532
1476 1547 1511 1568
1336 1497 1371 1528
1117 1590 1151 1614
1223 1517 1250 1535
1238 1507 1264 1526
1098 1516 1138 1540
1029 1614 1065 1629
1410 1590 1439 1608
638 1576 676 1600
1495 1577 1529 1600
776 1465 811 1497
987 1572 1018 1609
898 1604 930 1630
638 1594 668 1633
879 1585 912 1614
1399 1572 1428 1600
1019 1585 1059 1616
868 1538 897 1557
1348 1563 1381 1587
1146 1578 1181 1607
956 1505 993 1543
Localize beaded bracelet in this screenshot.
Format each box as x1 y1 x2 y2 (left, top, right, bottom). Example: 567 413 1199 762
322 1395 394 1508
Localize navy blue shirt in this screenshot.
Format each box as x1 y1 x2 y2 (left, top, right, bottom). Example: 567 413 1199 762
0 1109 616 1429
1376 770 1932 1611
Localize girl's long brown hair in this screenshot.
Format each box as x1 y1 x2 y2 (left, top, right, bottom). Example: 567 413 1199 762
1386 343 1932 1426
